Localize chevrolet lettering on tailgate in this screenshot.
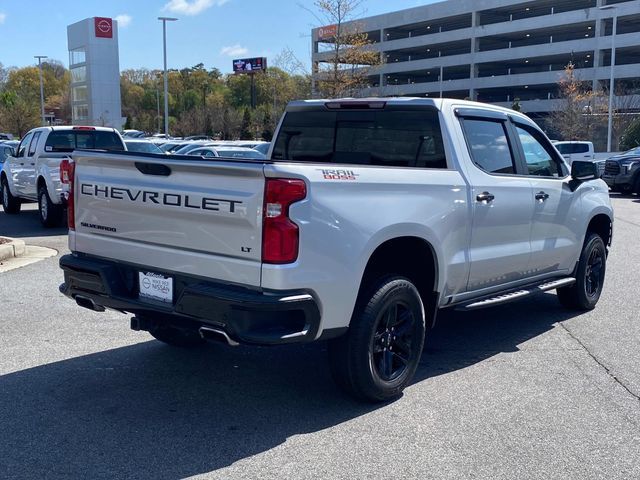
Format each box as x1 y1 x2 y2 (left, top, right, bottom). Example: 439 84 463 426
80 183 243 213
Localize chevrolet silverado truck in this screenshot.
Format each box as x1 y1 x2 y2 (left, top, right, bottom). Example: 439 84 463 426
59 98 613 402
1 126 125 227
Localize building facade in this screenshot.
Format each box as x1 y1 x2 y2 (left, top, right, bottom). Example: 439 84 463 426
311 0 640 117
67 17 124 130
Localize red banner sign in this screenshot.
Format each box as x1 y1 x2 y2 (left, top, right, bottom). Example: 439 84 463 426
318 24 337 40
94 17 113 38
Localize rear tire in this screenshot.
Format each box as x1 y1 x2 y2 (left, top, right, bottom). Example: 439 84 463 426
634 176 640 195
328 276 426 403
557 233 606 310
149 325 206 348
1 177 21 214
38 185 64 227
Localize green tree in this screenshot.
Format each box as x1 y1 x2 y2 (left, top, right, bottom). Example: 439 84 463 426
240 108 253 139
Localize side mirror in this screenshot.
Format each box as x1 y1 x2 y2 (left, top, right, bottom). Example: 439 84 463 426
571 161 598 182
9 147 16 157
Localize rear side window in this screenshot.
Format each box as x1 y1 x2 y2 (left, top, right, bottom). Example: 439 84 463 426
28 131 42 156
272 109 447 168
45 131 124 152
461 119 516 174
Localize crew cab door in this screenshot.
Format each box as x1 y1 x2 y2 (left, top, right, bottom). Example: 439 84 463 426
11 131 34 196
22 131 42 198
511 122 581 275
456 110 534 291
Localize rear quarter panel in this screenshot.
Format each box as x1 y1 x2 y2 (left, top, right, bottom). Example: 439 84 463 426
261 163 470 332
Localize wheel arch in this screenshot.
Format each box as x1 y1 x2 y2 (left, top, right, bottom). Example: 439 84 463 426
586 213 613 247
356 236 440 327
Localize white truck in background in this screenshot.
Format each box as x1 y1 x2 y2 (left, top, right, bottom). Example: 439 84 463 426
1 126 125 226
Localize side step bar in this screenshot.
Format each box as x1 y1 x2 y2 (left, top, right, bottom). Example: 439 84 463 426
457 277 576 311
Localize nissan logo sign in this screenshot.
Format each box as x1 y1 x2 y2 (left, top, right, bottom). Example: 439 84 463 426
94 17 113 38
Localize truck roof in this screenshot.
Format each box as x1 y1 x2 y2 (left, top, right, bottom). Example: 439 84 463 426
287 97 533 122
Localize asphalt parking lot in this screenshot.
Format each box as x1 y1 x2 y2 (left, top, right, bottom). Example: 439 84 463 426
0 197 639 479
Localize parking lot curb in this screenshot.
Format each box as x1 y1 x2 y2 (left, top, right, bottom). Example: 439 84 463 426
0 237 26 262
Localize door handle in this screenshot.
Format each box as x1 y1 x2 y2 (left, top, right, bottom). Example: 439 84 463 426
30 163 35 166
476 191 495 203
535 191 549 201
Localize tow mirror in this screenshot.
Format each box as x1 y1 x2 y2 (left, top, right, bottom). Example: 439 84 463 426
571 161 598 182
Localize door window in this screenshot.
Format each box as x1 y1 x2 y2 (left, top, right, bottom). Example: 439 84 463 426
16 132 34 158
28 131 41 157
515 125 563 177
461 119 516 174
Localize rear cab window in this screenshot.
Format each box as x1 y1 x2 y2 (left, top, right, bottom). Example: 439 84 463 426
44 130 125 153
272 107 447 169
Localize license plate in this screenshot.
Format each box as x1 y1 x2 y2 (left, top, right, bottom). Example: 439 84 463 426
138 271 173 303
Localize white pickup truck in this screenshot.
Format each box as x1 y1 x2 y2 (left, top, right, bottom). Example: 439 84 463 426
1 126 125 226
59 98 613 402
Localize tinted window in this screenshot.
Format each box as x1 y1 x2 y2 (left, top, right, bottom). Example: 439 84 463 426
272 109 447 168
28 131 41 156
462 119 515 174
44 131 124 152
516 126 562 177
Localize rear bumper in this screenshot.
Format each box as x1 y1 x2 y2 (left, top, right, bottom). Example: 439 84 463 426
59 253 321 345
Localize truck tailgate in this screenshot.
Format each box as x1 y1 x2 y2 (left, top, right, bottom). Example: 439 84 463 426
71 151 265 287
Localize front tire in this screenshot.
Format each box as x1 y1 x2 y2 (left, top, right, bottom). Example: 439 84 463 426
38 185 64 227
1 177 21 214
557 233 606 310
328 276 426 402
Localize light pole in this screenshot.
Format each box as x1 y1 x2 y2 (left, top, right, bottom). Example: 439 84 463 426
34 55 47 126
158 17 178 137
600 5 617 152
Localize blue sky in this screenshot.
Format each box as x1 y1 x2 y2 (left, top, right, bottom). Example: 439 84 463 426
0 0 435 73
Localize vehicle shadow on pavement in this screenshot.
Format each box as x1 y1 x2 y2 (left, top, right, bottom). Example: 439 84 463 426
0 293 581 478
0 207 67 238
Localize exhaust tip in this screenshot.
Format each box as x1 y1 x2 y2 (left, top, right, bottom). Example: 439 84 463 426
199 326 239 346
75 295 105 312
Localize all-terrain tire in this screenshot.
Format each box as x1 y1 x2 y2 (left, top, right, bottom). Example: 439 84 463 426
557 233 606 310
328 276 426 403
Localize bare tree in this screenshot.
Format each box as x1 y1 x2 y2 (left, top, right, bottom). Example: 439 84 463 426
547 63 601 141
305 0 380 98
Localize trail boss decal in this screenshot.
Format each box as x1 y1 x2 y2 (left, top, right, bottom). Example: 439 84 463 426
80 184 243 214
318 169 359 181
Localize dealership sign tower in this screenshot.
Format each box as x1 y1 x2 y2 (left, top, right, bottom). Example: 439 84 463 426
67 17 124 130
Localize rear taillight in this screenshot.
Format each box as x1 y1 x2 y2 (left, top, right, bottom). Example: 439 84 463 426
60 158 75 230
262 178 306 264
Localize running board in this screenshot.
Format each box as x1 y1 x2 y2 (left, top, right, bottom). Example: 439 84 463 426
457 277 576 311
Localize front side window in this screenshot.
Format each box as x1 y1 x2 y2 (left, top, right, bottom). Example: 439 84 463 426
272 109 447 169
462 119 515 174
515 125 562 177
16 132 34 158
